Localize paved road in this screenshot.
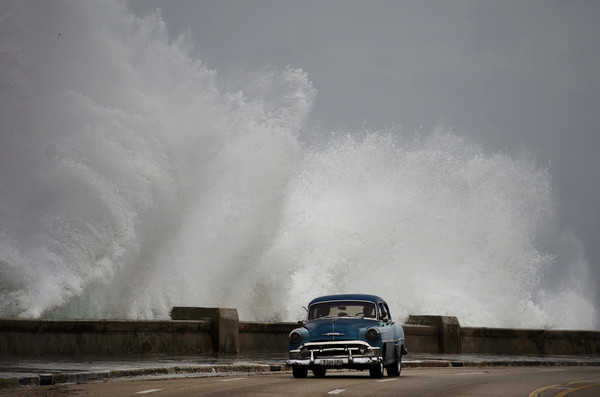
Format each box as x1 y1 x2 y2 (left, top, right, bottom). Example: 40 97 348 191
3 366 600 396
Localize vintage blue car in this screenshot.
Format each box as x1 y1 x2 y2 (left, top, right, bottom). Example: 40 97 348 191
286 294 407 378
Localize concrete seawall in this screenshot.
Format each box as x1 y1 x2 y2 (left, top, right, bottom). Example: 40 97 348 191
0 319 211 357
1 308 599 357
461 327 600 356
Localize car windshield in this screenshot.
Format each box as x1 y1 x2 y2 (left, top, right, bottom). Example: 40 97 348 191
308 301 377 320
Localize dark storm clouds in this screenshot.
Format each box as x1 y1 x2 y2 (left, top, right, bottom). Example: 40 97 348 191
129 0 600 305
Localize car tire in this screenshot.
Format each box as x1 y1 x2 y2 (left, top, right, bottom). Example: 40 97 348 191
312 368 327 377
292 367 308 378
386 354 402 377
369 362 384 378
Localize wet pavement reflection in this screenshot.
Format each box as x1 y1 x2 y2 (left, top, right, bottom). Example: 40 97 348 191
2 353 600 387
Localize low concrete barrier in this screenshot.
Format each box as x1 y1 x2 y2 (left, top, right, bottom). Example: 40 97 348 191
403 324 439 353
408 315 461 353
239 322 297 354
0 318 211 357
170 307 239 354
461 327 600 356
1 310 599 357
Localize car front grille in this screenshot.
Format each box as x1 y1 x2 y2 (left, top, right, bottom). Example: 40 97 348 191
289 340 380 360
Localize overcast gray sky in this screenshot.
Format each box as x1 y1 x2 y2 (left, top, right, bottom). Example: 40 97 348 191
130 0 600 303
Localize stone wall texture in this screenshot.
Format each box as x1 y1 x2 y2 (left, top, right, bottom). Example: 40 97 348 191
1 310 599 357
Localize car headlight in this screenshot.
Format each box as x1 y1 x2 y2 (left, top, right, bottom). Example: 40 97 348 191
366 327 380 340
289 330 303 343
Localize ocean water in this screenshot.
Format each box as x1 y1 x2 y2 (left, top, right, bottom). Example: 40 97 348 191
0 1 596 329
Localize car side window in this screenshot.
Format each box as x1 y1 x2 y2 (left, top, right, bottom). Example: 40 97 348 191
383 302 392 320
378 302 388 321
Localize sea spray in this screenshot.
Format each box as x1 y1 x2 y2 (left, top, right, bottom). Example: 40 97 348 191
265 129 567 327
0 1 596 329
0 0 312 319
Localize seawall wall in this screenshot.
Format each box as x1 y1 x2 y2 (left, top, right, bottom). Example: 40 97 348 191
0 319 212 357
1 308 599 357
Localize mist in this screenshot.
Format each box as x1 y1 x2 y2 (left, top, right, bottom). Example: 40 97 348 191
0 1 597 329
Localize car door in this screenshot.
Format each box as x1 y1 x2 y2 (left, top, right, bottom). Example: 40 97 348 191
377 301 396 364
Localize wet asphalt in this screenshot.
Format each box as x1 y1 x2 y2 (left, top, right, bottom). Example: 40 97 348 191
1 353 600 389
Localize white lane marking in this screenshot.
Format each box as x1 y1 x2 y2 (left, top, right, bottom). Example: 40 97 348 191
135 389 163 395
218 377 246 382
376 378 398 383
538 368 566 372
328 389 346 394
457 372 486 375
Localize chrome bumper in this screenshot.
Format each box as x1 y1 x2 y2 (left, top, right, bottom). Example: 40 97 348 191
287 340 382 367
287 356 382 367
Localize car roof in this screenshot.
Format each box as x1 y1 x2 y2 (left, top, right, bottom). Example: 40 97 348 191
308 294 384 305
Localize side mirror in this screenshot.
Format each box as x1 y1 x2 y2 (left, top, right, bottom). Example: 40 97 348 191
297 320 305 326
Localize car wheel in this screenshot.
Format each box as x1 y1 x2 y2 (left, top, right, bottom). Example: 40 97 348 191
312 367 327 377
386 354 402 377
292 366 308 378
369 362 384 378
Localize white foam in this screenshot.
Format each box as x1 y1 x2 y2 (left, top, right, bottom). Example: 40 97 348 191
0 1 596 329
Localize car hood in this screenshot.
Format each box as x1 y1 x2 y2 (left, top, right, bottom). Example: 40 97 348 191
304 317 376 342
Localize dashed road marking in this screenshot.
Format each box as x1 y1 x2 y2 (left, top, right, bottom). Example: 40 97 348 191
135 389 163 394
457 372 486 375
328 389 346 394
376 378 398 383
218 377 246 382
